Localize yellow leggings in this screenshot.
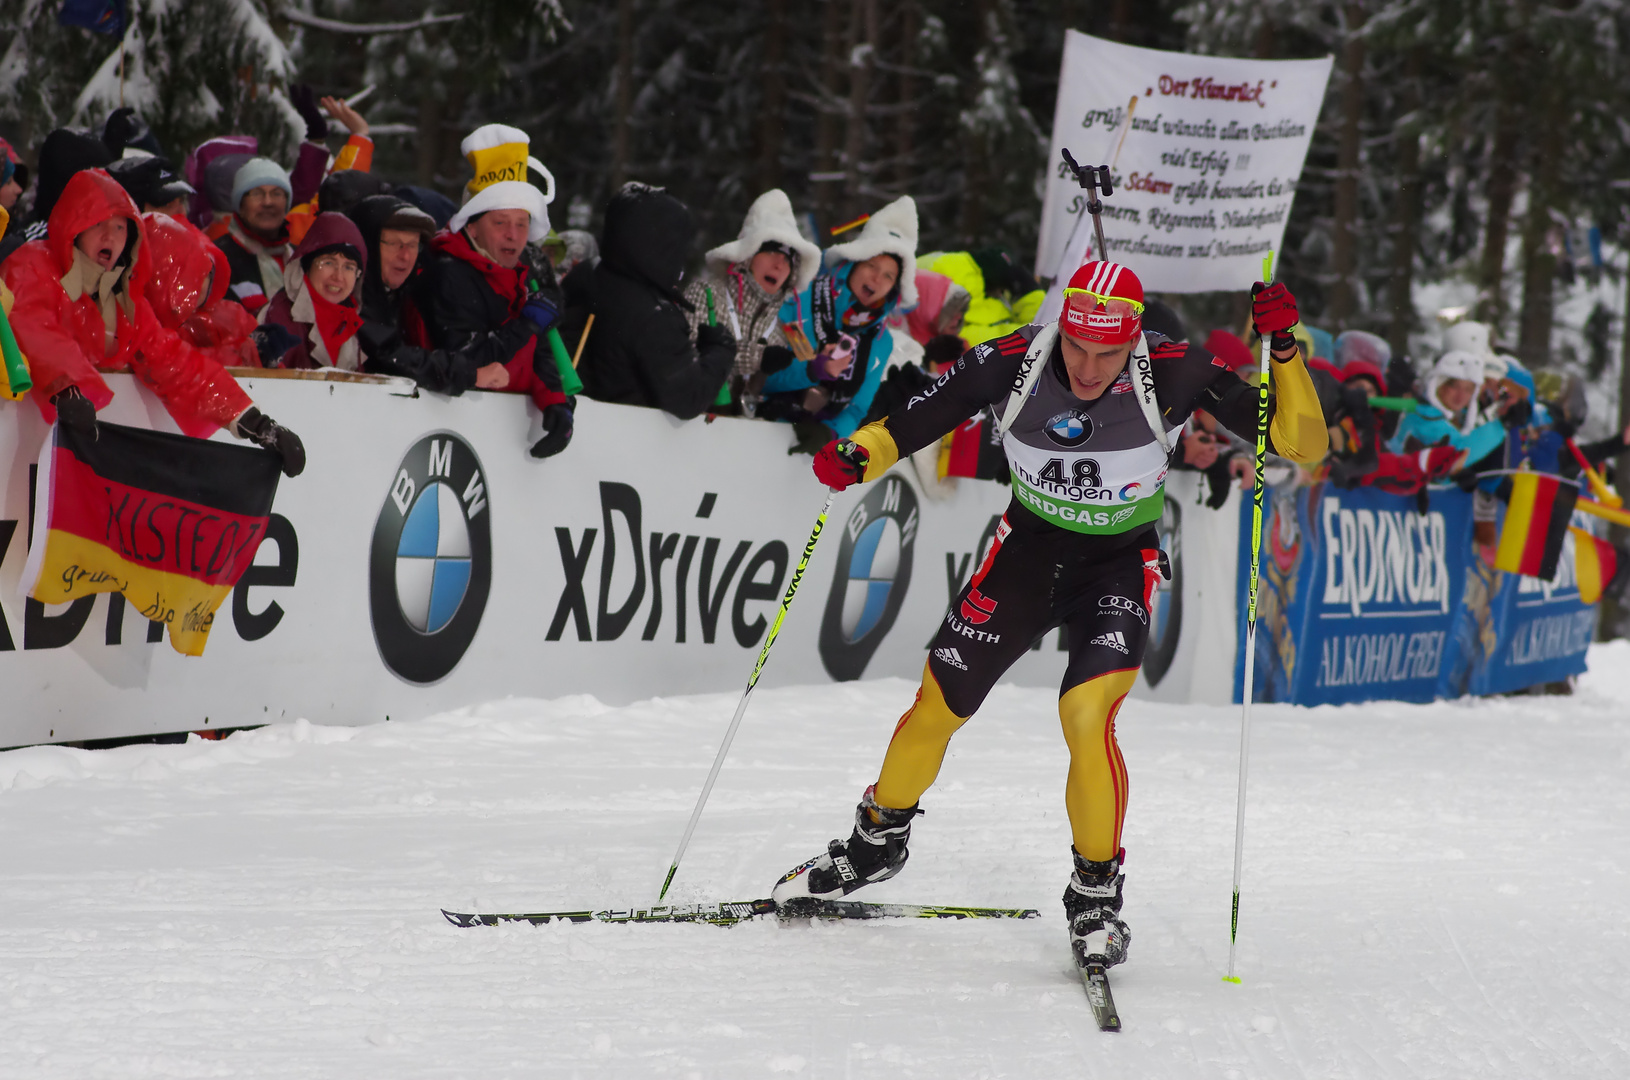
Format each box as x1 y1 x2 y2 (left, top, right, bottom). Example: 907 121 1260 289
873 661 1137 861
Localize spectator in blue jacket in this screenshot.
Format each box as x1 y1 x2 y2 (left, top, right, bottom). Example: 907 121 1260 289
1389 349 1516 463
758 196 918 442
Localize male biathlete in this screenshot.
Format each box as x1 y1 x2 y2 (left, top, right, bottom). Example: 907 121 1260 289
772 260 1327 971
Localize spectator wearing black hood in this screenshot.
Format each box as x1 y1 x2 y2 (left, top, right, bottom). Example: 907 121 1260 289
575 182 735 420
345 194 476 394
0 128 114 264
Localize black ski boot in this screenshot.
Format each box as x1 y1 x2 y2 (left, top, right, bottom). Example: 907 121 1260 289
1064 848 1130 969
772 786 920 904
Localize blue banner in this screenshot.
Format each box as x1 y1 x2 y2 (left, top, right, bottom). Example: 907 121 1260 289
1235 481 1473 706
1439 511 1596 697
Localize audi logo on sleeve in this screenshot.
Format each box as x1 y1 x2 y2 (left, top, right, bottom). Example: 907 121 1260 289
369 432 492 685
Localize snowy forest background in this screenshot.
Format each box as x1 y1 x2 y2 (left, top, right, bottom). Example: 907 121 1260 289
4 1 1630 617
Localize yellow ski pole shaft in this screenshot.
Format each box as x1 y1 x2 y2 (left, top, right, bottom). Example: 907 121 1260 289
658 488 837 901
1227 251 1275 983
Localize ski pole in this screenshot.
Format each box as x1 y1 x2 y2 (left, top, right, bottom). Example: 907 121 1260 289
1227 250 1275 984
658 487 838 901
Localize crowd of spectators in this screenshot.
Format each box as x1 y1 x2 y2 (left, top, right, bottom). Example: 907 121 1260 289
2 95 1625 519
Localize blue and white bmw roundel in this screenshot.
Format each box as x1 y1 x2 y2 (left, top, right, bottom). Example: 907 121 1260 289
840 516 902 643
395 482 473 634
1046 408 1094 447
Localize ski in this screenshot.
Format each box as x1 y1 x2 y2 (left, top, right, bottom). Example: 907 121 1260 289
776 898 1040 921
1077 961 1122 1032
442 899 775 927
441 898 1040 928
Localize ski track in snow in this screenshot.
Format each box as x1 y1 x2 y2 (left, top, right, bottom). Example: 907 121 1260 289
4 645 1630 1078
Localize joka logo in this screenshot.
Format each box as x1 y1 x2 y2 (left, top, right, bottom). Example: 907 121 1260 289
369 433 492 685
1046 408 1094 448
933 646 969 671
960 587 997 625
818 476 918 681
1089 630 1130 655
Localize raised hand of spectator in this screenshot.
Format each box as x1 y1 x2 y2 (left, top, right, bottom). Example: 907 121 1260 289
234 407 306 477
289 84 328 142
1182 429 1220 469
320 95 369 137
53 386 97 436
475 362 510 390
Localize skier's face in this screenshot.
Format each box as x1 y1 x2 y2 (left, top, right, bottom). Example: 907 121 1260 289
1059 331 1131 401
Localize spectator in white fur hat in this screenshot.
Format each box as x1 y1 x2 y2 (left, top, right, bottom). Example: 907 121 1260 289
759 195 919 441
681 188 823 413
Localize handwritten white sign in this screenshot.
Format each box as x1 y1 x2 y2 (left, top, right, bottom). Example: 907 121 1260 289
1036 32 1333 302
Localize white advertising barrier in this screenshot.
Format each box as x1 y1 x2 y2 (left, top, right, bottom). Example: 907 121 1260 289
1035 31 1333 297
0 377 1242 746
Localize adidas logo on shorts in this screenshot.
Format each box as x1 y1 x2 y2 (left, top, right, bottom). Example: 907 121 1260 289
933 646 970 671
1089 631 1129 655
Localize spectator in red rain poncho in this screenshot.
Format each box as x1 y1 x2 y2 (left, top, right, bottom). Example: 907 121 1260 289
142 210 264 369
0 168 305 475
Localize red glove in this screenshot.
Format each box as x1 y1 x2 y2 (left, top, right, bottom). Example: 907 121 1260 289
813 438 869 490
1251 282 1300 342
1419 445 1467 480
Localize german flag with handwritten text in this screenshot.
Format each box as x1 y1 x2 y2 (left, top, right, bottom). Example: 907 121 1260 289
1494 471 1578 582
19 419 282 655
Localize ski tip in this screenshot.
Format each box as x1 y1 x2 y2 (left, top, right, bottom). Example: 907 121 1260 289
1222 975 1242 984
441 909 482 928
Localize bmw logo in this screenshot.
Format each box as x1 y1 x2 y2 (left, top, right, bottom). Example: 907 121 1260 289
370 432 492 685
818 476 919 681
1046 408 1094 447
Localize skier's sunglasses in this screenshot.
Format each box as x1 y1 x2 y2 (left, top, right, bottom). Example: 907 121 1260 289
1062 287 1144 317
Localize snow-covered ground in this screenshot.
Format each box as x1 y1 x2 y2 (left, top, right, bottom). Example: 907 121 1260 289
4 645 1630 1079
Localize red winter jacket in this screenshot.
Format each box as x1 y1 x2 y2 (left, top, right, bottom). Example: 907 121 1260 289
0 169 252 437
142 211 259 369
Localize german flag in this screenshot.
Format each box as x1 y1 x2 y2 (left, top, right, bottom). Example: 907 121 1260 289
1494 471 1578 582
1568 526 1618 605
19 419 282 655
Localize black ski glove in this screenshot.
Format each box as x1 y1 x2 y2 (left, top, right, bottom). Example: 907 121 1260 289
696 322 736 353
289 84 328 142
251 323 300 367
235 407 306 477
53 386 97 436
530 402 574 459
759 344 795 375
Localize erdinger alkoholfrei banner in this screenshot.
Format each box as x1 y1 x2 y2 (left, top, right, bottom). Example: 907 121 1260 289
1234 480 1473 706
1036 31 1332 300
18 420 281 656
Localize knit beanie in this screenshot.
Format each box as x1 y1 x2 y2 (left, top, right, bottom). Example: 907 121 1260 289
231 157 293 210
